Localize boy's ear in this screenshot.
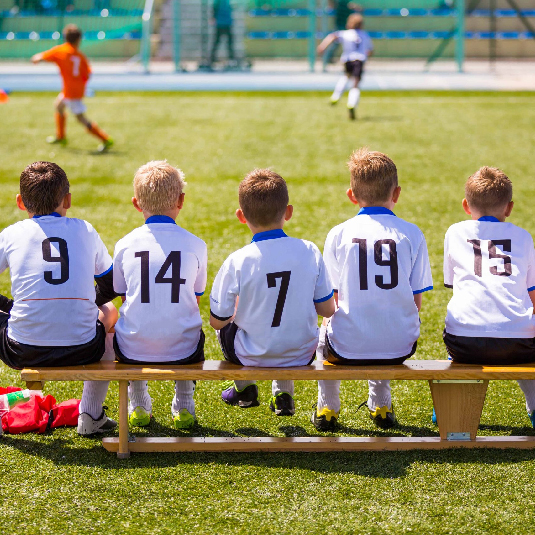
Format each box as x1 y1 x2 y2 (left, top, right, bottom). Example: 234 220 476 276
505 200 514 217
346 188 359 206
63 193 71 210
236 208 247 224
462 198 471 216
392 186 401 204
284 205 293 221
16 194 27 212
177 192 185 210
132 197 143 213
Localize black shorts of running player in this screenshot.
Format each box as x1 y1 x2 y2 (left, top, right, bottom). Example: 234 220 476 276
113 330 205 365
325 334 417 366
218 322 315 366
344 60 365 79
443 330 535 366
0 311 106 370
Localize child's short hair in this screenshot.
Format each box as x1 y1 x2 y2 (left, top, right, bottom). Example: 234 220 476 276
239 169 289 227
347 13 363 30
347 148 398 205
20 161 70 215
465 166 512 212
134 160 186 215
63 24 82 45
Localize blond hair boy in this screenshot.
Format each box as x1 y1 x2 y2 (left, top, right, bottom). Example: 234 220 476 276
443 166 535 427
210 169 335 416
314 148 433 431
112 161 207 429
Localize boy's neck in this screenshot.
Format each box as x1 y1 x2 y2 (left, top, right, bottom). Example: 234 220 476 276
358 202 396 211
143 209 179 222
248 223 284 235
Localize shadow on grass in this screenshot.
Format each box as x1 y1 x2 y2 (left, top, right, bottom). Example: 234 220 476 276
355 115 404 123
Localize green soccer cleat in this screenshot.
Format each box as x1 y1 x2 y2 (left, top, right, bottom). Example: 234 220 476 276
173 408 196 429
311 406 338 432
97 138 113 153
46 136 67 146
128 406 151 427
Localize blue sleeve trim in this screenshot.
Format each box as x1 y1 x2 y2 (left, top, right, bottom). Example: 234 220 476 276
528 286 535 292
413 285 433 295
314 290 334 303
195 291 205 296
95 264 113 278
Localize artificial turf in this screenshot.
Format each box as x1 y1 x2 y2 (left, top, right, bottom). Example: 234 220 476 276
1 91 535 534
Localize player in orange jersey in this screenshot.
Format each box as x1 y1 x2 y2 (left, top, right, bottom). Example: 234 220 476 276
31 25 113 152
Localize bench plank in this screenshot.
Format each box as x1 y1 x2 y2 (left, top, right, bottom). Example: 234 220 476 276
20 359 535 382
102 436 535 453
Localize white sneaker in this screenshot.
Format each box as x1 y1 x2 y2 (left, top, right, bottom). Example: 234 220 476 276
77 407 117 435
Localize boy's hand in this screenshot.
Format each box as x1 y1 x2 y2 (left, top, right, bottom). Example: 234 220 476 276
31 53 43 64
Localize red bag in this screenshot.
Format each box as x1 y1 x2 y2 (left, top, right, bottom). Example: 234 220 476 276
1 387 80 434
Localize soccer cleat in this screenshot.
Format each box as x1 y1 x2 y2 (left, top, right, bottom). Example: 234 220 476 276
46 136 67 145
432 407 437 425
311 406 338 432
173 408 196 429
97 138 114 153
221 382 260 408
77 407 117 435
369 404 396 429
269 392 295 416
330 96 339 105
129 406 151 427
529 410 535 429
348 107 356 120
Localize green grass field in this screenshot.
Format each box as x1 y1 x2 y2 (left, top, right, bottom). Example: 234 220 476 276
2 91 535 534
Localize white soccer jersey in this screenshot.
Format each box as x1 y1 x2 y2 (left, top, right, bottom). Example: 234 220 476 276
113 216 207 362
0 213 112 346
325 207 433 360
444 217 535 338
335 29 373 63
210 229 333 367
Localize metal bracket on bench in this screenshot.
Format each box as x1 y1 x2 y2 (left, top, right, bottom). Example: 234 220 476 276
432 380 484 384
447 432 471 441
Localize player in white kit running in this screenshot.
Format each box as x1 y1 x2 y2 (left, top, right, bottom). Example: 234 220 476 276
0 162 118 435
210 169 335 416
313 148 433 431
317 13 373 120
443 166 535 427
112 161 207 430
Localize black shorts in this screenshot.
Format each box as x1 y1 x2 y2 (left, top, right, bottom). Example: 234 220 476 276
443 330 535 366
113 330 205 365
218 322 315 366
326 334 417 366
344 60 364 79
0 311 106 370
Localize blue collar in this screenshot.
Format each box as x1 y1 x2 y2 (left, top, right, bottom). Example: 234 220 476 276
251 229 287 243
357 207 396 216
145 215 176 225
32 212 61 219
478 216 500 223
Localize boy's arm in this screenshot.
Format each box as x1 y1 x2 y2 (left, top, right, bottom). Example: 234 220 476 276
315 297 335 318
317 33 338 55
209 258 238 330
31 52 45 64
95 269 119 306
413 293 422 312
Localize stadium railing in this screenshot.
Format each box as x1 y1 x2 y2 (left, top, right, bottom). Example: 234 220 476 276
21 359 535 458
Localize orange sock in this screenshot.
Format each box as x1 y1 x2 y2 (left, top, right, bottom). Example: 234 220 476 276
56 112 66 140
87 122 109 142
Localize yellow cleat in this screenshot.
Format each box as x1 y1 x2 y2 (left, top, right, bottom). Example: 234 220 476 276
128 406 151 427
311 406 339 432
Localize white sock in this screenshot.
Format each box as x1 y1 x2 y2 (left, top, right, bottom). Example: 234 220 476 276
128 381 152 413
347 87 361 109
272 380 294 397
331 76 348 102
316 323 328 360
367 379 391 410
317 380 341 413
517 380 535 413
80 381 110 420
234 380 256 391
172 380 196 417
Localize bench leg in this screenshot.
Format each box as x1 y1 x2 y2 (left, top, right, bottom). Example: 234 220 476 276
25 381 44 391
117 380 130 459
429 379 488 441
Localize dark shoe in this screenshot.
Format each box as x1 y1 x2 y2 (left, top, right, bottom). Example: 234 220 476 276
348 107 356 120
221 382 260 408
311 406 338 432
369 404 396 429
269 392 295 416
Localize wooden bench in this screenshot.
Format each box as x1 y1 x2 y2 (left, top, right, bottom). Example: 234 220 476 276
20 359 535 458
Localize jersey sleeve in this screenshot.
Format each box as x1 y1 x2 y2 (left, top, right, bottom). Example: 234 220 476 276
0 231 7 274
210 257 239 321
363 31 374 52
41 46 60 63
333 30 342 43
92 229 113 278
313 248 334 303
194 243 208 297
80 54 91 82
527 236 535 292
112 242 127 296
410 233 433 294
443 229 454 289
323 229 340 292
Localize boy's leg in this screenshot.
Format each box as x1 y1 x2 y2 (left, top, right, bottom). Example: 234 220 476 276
234 380 256 390
317 380 341 414
331 75 349 104
172 380 197 429
517 380 535 415
367 379 391 411
48 94 67 143
128 380 152 413
272 380 294 397
75 112 112 150
347 77 361 120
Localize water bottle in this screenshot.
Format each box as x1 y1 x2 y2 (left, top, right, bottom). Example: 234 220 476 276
0 390 41 435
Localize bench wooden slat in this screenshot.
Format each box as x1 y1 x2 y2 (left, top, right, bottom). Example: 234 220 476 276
102 435 535 453
20 359 535 382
